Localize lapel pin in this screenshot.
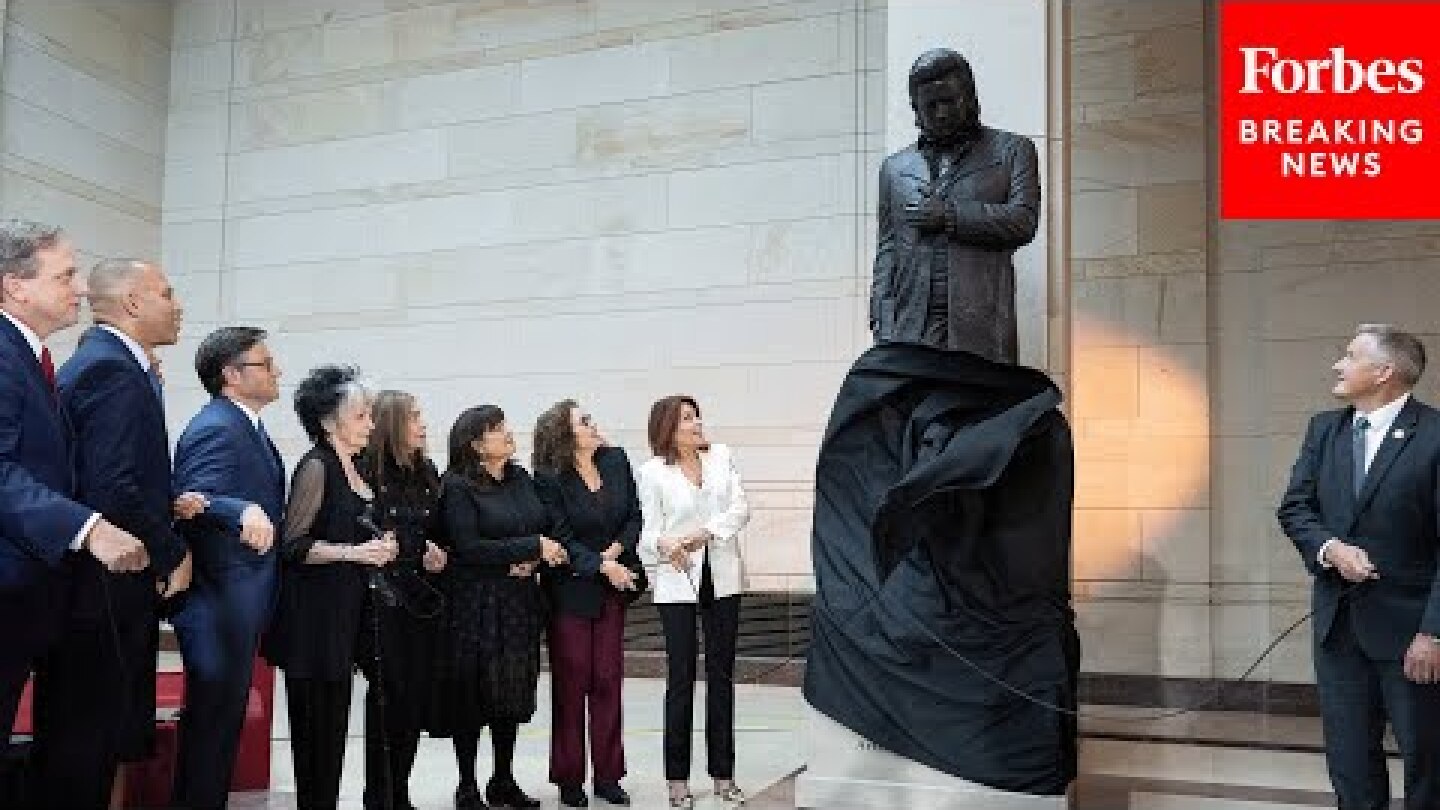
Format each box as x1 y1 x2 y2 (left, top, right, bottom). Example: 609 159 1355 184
1393 429 1407 440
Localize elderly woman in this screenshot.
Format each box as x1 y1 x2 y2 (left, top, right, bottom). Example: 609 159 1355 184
263 366 397 810
436 405 568 810
357 389 448 810
532 400 645 808
637 395 751 809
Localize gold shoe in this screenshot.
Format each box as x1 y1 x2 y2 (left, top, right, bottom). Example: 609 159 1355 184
716 785 746 804
668 792 695 808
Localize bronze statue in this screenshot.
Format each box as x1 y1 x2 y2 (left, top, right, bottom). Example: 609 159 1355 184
870 48 1042 363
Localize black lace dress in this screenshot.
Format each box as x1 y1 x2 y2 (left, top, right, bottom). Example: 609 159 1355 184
433 463 554 732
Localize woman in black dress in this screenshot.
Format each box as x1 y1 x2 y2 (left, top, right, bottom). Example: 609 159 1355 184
264 365 398 810
533 400 644 808
357 389 448 810
436 405 568 809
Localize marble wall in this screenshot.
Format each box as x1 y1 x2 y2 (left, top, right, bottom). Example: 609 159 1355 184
163 0 888 590
0 0 172 357
1068 0 1213 679
1069 0 1440 688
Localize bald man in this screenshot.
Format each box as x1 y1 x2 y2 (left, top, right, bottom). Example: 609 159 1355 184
38 259 196 807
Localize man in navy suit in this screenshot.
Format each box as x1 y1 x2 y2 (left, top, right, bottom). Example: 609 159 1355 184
40 259 198 807
1279 324 1440 810
169 326 283 810
0 220 149 803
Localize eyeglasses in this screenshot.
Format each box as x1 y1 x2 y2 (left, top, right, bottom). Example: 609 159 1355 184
577 414 595 427
231 359 275 371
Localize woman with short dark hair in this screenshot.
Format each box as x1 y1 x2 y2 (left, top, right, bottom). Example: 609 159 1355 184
435 405 568 810
533 400 645 807
263 365 397 810
637 395 751 808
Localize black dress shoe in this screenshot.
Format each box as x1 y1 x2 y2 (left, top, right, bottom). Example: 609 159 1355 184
559 783 589 807
486 777 541 809
455 780 489 809
593 783 631 806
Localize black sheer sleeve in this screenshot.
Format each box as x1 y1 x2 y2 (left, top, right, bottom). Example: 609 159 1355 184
280 458 326 563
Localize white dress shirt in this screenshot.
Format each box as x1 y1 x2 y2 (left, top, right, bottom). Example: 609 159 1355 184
1355 392 1410 473
97 323 151 372
1 308 101 550
1318 392 1412 567
229 396 262 430
637 444 751 604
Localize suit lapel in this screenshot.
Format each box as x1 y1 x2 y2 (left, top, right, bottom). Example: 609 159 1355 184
0 312 54 403
1335 408 1357 507
85 327 165 424
1353 398 1420 517
218 397 283 485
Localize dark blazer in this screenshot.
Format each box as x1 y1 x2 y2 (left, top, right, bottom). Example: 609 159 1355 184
870 126 1041 362
0 313 92 593
173 397 285 575
58 326 188 611
535 446 644 617
1278 396 1440 659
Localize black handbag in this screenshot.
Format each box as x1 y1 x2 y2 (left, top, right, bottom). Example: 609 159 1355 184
618 548 649 604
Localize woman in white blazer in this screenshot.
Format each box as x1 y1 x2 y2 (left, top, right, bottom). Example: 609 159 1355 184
636 395 750 808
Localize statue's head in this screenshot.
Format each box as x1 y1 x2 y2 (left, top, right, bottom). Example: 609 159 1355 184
908 48 981 145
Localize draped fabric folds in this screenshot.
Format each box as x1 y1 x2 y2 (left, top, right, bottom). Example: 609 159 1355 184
804 343 1079 795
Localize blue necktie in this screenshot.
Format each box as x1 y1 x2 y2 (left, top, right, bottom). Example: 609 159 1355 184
256 419 278 464
147 366 164 403
1353 415 1371 497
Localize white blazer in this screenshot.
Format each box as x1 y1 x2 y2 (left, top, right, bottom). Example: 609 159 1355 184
637 443 751 604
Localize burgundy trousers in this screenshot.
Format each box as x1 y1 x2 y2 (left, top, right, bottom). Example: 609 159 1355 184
548 591 627 786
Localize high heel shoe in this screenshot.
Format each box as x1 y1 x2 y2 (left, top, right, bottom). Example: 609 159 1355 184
715 784 747 804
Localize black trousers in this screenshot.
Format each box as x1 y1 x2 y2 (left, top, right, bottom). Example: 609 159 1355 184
1316 606 1440 810
0 577 64 809
362 683 420 810
32 570 160 810
656 587 740 782
285 675 353 810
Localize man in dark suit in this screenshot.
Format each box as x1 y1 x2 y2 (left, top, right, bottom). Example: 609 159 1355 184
1279 323 1440 809
0 220 149 804
169 326 283 810
39 258 198 807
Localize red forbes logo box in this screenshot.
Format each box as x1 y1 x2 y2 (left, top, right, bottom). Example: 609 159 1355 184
1220 1 1440 219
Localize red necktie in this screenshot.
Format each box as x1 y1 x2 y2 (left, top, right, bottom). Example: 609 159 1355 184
39 346 57 395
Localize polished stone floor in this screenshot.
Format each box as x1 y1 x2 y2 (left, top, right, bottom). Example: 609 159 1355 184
213 672 1395 808
229 673 804 809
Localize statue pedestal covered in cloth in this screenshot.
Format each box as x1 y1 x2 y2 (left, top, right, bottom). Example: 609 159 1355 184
799 344 1079 806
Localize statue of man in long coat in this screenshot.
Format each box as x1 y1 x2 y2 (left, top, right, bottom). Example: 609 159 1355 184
870 48 1042 364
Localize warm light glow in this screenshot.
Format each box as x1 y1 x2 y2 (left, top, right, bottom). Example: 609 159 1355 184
1069 316 1210 581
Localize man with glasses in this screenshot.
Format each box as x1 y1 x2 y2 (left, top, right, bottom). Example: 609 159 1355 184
170 327 284 810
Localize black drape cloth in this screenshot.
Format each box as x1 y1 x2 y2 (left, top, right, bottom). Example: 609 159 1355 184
803 343 1079 796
